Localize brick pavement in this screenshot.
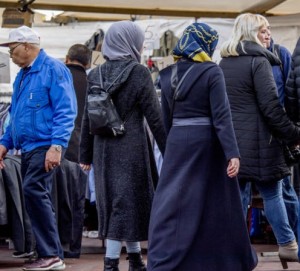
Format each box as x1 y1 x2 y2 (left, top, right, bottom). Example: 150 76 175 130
1 238 300 271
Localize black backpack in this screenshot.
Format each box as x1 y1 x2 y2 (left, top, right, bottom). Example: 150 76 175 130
87 63 137 137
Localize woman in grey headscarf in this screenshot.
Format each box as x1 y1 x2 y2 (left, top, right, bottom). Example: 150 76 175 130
80 21 166 271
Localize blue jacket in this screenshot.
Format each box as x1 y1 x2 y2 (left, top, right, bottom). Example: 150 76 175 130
0 49 77 152
268 40 292 106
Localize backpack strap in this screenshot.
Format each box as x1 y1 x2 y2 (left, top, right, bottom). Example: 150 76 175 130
169 63 196 126
98 62 138 124
98 62 138 94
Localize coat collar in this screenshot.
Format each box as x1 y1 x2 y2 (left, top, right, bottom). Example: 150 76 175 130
237 41 281 66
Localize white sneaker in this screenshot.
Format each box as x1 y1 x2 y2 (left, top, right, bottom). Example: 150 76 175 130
87 231 99 238
82 230 89 238
50 261 66 270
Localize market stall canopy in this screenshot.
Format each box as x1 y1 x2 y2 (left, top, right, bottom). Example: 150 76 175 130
0 0 300 21
1 0 300 101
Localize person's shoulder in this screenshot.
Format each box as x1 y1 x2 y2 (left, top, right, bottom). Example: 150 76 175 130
132 63 150 74
66 63 86 73
87 65 99 79
252 56 270 72
44 53 68 70
278 44 291 58
198 61 218 69
125 63 152 81
291 39 300 58
279 45 290 53
194 61 220 74
252 56 274 77
159 64 174 77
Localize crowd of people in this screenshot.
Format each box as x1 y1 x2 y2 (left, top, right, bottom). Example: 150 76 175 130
1 12 300 271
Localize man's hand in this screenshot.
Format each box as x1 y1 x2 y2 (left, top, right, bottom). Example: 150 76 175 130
45 146 62 172
0 145 8 169
80 163 91 171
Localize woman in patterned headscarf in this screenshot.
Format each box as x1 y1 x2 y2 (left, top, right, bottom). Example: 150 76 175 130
147 22 258 271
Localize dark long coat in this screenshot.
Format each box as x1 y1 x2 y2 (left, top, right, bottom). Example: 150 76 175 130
286 37 300 195
286 37 300 123
147 60 257 271
64 64 87 163
220 41 300 183
0 155 33 253
80 59 166 241
51 159 87 256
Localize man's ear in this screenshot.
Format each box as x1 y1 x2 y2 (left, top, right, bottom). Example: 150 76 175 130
65 55 70 64
85 62 91 70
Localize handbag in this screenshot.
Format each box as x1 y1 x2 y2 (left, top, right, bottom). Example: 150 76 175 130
283 144 300 166
87 63 137 137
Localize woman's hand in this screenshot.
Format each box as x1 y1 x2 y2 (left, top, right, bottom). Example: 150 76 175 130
227 158 240 178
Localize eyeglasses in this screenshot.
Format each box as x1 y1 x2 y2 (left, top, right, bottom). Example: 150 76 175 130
8 43 23 55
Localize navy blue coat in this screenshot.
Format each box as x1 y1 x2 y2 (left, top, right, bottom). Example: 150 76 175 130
147 60 257 271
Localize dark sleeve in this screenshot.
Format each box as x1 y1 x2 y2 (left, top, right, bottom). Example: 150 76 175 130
285 38 300 122
158 66 174 134
137 66 166 155
285 58 298 122
280 46 292 83
160 86 172 134
79 82 94 164
209 66 240 160
253 57 300 144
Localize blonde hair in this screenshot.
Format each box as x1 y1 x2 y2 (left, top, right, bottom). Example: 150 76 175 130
220 13 269 57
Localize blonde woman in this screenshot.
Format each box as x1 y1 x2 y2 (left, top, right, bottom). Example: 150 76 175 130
220 13 300 268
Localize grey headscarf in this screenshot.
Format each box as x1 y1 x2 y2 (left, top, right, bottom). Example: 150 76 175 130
102 21 144 63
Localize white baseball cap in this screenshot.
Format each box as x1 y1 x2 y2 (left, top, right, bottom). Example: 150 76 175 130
0 25 40 47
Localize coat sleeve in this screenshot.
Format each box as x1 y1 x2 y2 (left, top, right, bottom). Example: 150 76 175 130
253 56 300 144
136 66 166 155
79 81 94 164
49 63 78 147
160 86 172 134
159 66 173 134
0 106 14 150
285 38 300 123
209 66 240 160
280 46 292 83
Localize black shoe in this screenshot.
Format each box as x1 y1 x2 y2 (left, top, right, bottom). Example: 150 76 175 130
104 257 119 271
63 251 80 258
12 251 35 258
127 253 147 271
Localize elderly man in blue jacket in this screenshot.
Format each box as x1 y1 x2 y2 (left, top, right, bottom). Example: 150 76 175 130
0 26 77 271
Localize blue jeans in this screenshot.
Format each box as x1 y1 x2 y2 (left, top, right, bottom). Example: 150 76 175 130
282 176 299 237
239 180 295 245
239 181 251 217
106 239 141 258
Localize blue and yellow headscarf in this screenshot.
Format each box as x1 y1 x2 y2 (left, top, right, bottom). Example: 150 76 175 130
173 23 219 62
